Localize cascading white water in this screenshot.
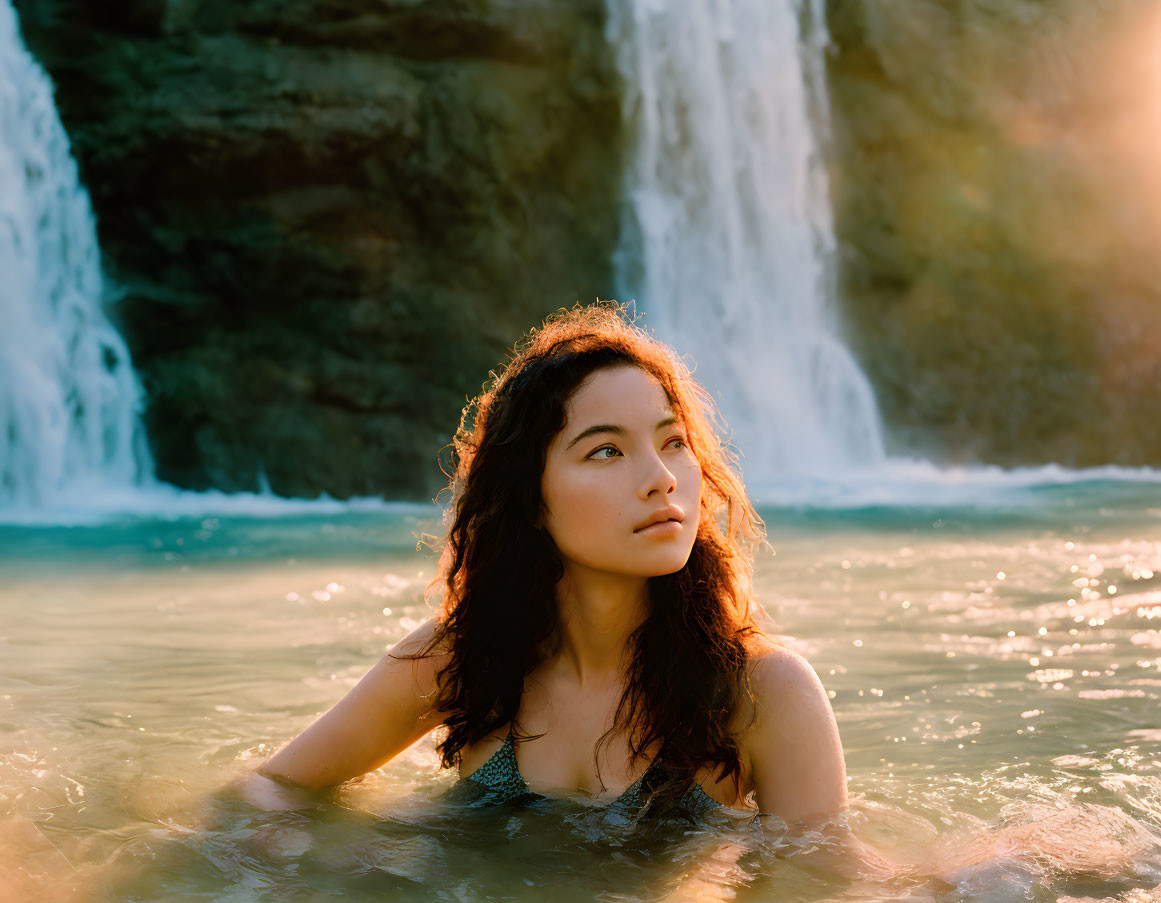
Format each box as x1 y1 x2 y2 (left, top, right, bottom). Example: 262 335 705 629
0 0 153 509
607 0 885 497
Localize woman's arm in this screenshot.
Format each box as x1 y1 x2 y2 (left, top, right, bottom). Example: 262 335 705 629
251 619 448 793
744 645 848 823
742 647 899 882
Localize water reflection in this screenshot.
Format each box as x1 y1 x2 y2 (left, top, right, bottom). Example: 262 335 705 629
5 488 1161 899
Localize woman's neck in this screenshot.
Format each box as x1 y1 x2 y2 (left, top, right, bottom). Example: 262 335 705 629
550 569 649 688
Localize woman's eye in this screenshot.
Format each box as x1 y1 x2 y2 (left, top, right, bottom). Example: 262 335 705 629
589 439 685 460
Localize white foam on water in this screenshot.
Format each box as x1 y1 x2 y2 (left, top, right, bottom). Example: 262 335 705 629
0 479 440 526
754 459 1161 509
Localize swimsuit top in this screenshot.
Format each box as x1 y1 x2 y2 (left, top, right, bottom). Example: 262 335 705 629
456 722 723 820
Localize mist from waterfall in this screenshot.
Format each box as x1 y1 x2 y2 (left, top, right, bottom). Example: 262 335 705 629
607 0 886 499
0 0 154 510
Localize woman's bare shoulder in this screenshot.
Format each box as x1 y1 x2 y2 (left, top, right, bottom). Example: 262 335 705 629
739 638 847 822
741 638 833 725
389 614 451 655
386 616 453 688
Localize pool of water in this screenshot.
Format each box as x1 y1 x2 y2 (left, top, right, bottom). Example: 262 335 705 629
5 480 1161 901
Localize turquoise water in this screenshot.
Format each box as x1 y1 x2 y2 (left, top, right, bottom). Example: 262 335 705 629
5 480 1161 901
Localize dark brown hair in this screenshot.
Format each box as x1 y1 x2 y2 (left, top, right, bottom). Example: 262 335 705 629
413 300 770 817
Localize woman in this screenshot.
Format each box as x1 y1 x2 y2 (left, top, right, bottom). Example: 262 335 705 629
250 301 846 828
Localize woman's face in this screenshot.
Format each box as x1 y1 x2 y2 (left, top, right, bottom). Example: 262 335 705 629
540 365 702 579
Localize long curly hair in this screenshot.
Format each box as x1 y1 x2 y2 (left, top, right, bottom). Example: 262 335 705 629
411 300 771 816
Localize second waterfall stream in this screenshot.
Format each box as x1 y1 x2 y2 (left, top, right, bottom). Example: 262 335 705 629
606 0 886 498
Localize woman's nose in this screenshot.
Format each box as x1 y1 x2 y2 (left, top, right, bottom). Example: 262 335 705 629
640 453 677 498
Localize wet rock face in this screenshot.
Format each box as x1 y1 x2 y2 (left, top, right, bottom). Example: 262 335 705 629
825 0 1161 468
13 0 623 499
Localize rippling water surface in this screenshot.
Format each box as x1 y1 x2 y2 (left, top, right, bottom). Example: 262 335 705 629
5 482 1161 901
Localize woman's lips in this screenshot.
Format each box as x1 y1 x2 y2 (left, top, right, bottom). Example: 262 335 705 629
635 519 681 536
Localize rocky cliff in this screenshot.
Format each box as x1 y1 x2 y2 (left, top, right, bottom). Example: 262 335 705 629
13 0 623 499
825 0 1161 468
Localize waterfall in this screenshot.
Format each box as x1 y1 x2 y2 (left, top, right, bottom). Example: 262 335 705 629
0 1 153 510
607 0 885 497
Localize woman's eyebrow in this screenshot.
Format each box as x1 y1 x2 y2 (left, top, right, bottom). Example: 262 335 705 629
565 415 679 450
